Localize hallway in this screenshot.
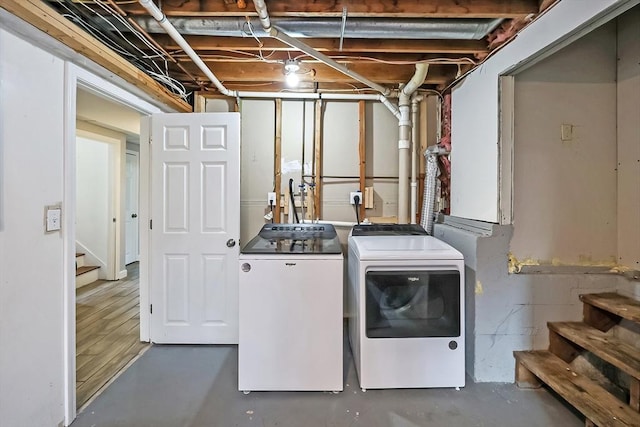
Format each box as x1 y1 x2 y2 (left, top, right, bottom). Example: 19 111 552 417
76 262 148 408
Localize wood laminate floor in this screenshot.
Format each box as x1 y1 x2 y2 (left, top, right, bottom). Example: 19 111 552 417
76 262 148 409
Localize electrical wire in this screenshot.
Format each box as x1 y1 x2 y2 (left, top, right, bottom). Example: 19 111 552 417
54 0 190 99
288 178 300 223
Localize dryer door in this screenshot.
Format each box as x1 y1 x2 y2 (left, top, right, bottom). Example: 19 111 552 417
365 270 460 338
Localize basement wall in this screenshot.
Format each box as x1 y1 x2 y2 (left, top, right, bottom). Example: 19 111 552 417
236 98 401 247
450 0 638 223
0 28 66 427
438 3 640 382
0 9 170 425
510 23 618 266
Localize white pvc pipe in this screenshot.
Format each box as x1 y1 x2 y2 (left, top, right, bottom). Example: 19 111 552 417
139 0 403 114
138 0 234 97
410 94 423 224
397 64 429 224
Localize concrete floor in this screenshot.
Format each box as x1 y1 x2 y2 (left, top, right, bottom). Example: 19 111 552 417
71 344 584 427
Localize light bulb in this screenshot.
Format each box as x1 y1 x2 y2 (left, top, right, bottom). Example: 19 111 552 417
285 72 300 87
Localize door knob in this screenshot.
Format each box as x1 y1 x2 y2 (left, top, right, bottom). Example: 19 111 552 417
131 213 138 218
226 239 236 248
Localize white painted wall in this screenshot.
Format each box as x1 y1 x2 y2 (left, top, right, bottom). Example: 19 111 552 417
0 28 66 427
450 0 638 223
511 23 618 265
436 4 640 382
237 98 400 246
616 6 640 271
0 9 169 424
76 89 141 139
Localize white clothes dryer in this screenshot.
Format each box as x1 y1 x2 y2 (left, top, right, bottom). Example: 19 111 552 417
347 224 465 390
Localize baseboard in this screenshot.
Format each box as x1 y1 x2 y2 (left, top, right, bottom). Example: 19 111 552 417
119 269 128 279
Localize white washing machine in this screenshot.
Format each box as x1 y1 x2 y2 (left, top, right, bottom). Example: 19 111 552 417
347 224 465 390
238 223 343 392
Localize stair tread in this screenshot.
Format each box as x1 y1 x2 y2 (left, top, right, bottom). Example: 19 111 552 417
580 292 640 323
549 321 640 380
514 350 640 427
76 265 100 276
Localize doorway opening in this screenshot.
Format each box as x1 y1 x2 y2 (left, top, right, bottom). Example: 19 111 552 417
74 87 147 409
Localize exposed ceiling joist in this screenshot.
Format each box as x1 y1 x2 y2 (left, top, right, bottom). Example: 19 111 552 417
154 35 490 54
0 0 191 112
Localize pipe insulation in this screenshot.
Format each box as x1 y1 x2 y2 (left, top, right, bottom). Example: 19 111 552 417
397 64 428 224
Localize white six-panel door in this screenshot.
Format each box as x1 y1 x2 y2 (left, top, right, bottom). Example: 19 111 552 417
150 113 240 344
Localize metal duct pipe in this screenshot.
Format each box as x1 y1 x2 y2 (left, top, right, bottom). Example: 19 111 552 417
397 64 428 224
251 0 392 97
421 154 439 234
133 17 503 40
420 145 449 234
410 94 423 224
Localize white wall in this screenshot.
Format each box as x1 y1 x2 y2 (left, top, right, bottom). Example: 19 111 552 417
511 23 618 264
0 28 66 427
450 0 638 223
616 6 640 271
237 98 400 246
76 89 141 139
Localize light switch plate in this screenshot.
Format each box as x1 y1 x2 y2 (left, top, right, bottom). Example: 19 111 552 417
45 205 62 232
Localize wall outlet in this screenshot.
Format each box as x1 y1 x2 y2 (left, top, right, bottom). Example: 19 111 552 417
267 192 277 206
350 191 363 205
45 205 62 232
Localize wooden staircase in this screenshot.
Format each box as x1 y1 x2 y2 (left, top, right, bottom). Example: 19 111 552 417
514 292 640 427
75 252 100 288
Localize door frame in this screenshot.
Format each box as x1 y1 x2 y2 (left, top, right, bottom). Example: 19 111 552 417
63 63 167 425
125 149 140 265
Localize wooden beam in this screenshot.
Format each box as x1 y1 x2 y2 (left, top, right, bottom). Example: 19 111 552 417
314 100 323 219
158 36 489 55
631 378 640 412
2 0 191 112
193 92 207 112
358 100 366 222
539 0 559 13
274 99 283 223
173 51 478 65
178 61 455 84
120 0 538 18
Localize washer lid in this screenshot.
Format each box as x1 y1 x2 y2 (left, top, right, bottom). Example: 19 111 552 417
349 235 463 260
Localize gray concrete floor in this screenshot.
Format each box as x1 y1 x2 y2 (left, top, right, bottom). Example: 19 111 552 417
71 344 583 427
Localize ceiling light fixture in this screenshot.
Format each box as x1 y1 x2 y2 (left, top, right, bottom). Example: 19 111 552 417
284 59 301 87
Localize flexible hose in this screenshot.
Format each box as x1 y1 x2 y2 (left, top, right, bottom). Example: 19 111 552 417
420 154 439 234
289 178 300 223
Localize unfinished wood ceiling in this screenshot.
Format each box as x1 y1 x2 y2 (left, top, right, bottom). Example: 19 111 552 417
40 0 558 101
